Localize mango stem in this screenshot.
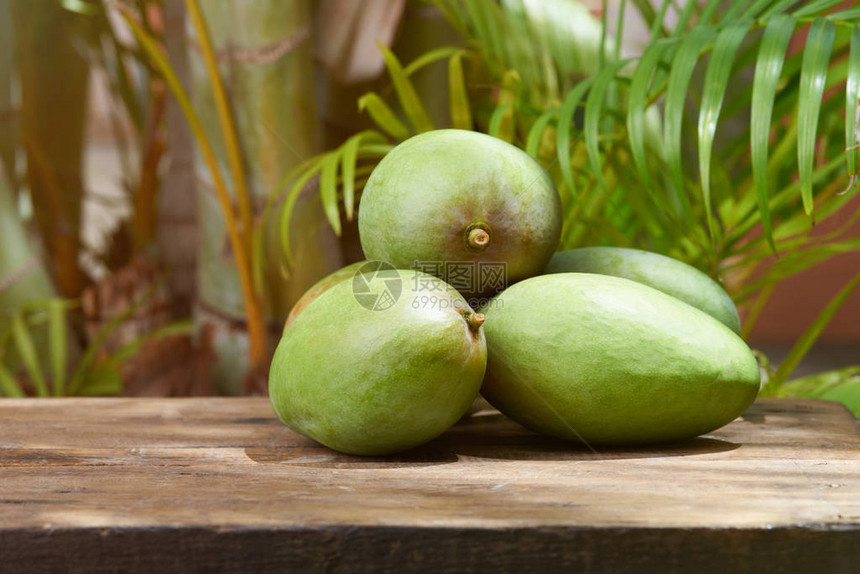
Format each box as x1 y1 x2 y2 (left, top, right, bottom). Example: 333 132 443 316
467 227 490 250
466 312 486 333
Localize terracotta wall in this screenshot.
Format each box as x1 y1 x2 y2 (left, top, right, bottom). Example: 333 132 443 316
748 196 860 345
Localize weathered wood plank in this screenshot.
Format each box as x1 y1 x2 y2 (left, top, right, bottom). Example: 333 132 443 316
0 398 858 573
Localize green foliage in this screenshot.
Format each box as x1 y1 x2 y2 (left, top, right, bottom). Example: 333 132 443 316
750 14 795 251
774 365 860 416
698 20 752 243
760 271 860 396
797 18 836 217
271 0 860 409
0 294 193 398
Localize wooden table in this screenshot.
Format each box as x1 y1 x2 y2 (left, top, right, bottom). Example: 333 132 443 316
0 398 858 573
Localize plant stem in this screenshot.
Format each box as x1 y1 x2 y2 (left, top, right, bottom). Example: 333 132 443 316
159 0 197 314
119 8 268 374
13 0 88 298
184 0 253 256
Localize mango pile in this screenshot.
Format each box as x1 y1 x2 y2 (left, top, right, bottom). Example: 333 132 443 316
269 130 760 455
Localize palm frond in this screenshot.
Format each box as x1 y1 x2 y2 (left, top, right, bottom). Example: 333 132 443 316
764 271 860 394
585 59 633 192
380 44 435 133
776 365 860 416
750 15 795 252
845 26 860 181
797 18 836 217
448 51 474 130
283 0 860 359
666 26 717 221
698 20 752 244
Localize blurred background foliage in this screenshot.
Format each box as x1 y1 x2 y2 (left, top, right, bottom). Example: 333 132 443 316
0 0 858 414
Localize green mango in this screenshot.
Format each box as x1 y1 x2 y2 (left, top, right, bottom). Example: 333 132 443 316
544 247 741 334
269 269 487 455
284 261 366 330
359 130 562 299
481 273 760 445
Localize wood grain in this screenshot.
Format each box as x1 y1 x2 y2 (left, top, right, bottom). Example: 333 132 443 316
0 398 858 573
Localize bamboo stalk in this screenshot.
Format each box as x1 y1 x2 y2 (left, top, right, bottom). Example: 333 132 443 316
393 0 462 128
159 0 198 314
119 9 268 377
132 81 167 248
0 179 55 309
185 0 253 256
0 175 57 382
13 0 89 298
0 0 15 192
189 0 341 393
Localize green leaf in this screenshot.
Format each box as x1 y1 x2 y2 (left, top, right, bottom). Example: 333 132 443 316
696 0 724 26
525 108 557 159
341 130 386 221
47 299 67 396
0 363 24 398
735 239 860 301
646 0 671 42
318 152 342 237
278 157 325 269
585 59 632 191
464 0 505 71
664 26 716 205
10 312 48 397
845 26 860 178
489 70 520 143
488 103 513 141
378 44 434 134
628 40 672 189
769 271 860 391
358 144 395 156
752 348 775 381
740 0 777 21
827 8 860 21
797 18 836 216
720 1 749 22
614 0 628 61
698 21 751 243
671 0 700 36
777 365 860 402
599 0 609 70
341 140 360 222
761 0 802 20
793 0 849 19
556 79 594 196
59 0 101 16
75 364 122 397
630 0 661 39
448 52 473 130
258 155 322 279
403 46 462 76
750 15 796 254
358 93 411 141
101 321 194 369
818 377 860 417
67 281 161 396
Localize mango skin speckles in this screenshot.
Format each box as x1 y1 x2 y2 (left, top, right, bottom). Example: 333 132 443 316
359 130 561 298
481 273 760 445
544 247 742 334
269 270 487 456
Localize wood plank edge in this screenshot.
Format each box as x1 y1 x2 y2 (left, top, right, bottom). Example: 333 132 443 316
2 524 858 573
